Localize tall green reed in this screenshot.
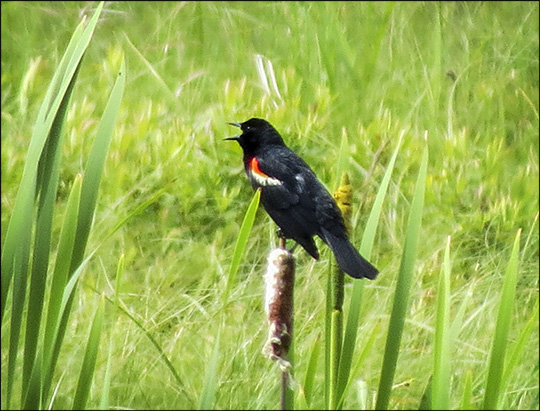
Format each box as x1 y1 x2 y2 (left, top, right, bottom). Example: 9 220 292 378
375 142 428 410
324 130 404 410
1 2 125 408
198 188 261 410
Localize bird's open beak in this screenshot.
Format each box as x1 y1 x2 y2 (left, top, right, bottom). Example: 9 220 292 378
225 122 242 141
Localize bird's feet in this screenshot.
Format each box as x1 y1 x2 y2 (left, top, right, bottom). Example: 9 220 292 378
276 228 287 249
276 228 299 254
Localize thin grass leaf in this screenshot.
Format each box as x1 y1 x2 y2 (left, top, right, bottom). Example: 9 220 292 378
224 188 261 301
42 175 82 367
482 229 521 410
296 389 310 411
432 236 452 410
500 298 539 393
459 370 474 410
123 32 175 99
418 377 432 410
375 144 428 410
449 285 473 343
355 379 369 411
22 347 45 410
333 128 350 188
40 246 97 408
100 253 125 410
303 334 322 407
91 182 174 252
521 210 539 258
43 4 101 119
70 57 126 275
361 129 406 254
24 229 95 410
72 295 105 410
23 175 83 410
337 321 382 409
199 330 221 410
99 318 114 411
336 131 404 407
112 299 188 396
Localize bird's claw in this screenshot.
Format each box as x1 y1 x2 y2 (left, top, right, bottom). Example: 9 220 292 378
275 229 300 254
276 228 288 250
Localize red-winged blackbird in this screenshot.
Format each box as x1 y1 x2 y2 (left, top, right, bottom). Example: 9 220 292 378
226 118 378 280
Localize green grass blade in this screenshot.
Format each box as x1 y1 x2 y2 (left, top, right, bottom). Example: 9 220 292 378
337 131 404 406
42 174 82 370
100 253 125 410
303 334 322 407
432 236 452 410
482 229 521 410
337 321 382 409
21 349 44 410
0 179 33 322
70 57 126 275
88 182 174 254
199 330 221 410
102 295 188 398
361 130 405 254
418 377 432 410
224 188 261 301
460 370 474 410
72 295 105 410
41 2 104 121
123 32 175 99
43 59 125 401
42 248 96 406
22 58 82 405
24 175 82 410
375 144 428 410
521 211 539 257
501 298 539 394
334 128 350 188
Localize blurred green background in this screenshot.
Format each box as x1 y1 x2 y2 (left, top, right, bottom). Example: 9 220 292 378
1 1 538 409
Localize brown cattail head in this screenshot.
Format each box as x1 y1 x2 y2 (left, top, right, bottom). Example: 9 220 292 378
262 248 295 372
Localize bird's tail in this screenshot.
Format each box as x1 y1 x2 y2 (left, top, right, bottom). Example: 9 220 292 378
321 228 378 280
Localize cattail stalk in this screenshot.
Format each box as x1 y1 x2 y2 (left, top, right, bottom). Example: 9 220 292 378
328 172 353 409
263 247 295 410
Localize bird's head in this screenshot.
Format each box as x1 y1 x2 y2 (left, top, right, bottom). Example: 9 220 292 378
225 118 284 152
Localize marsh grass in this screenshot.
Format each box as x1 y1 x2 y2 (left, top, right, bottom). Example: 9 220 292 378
1 1 538 410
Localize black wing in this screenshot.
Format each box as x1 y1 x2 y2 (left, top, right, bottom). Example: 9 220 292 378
254 149 327 239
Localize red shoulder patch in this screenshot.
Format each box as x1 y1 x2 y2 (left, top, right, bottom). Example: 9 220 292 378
249 157 282 186
250 157 269 178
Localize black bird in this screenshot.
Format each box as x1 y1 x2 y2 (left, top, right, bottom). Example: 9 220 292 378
226 118 378 280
